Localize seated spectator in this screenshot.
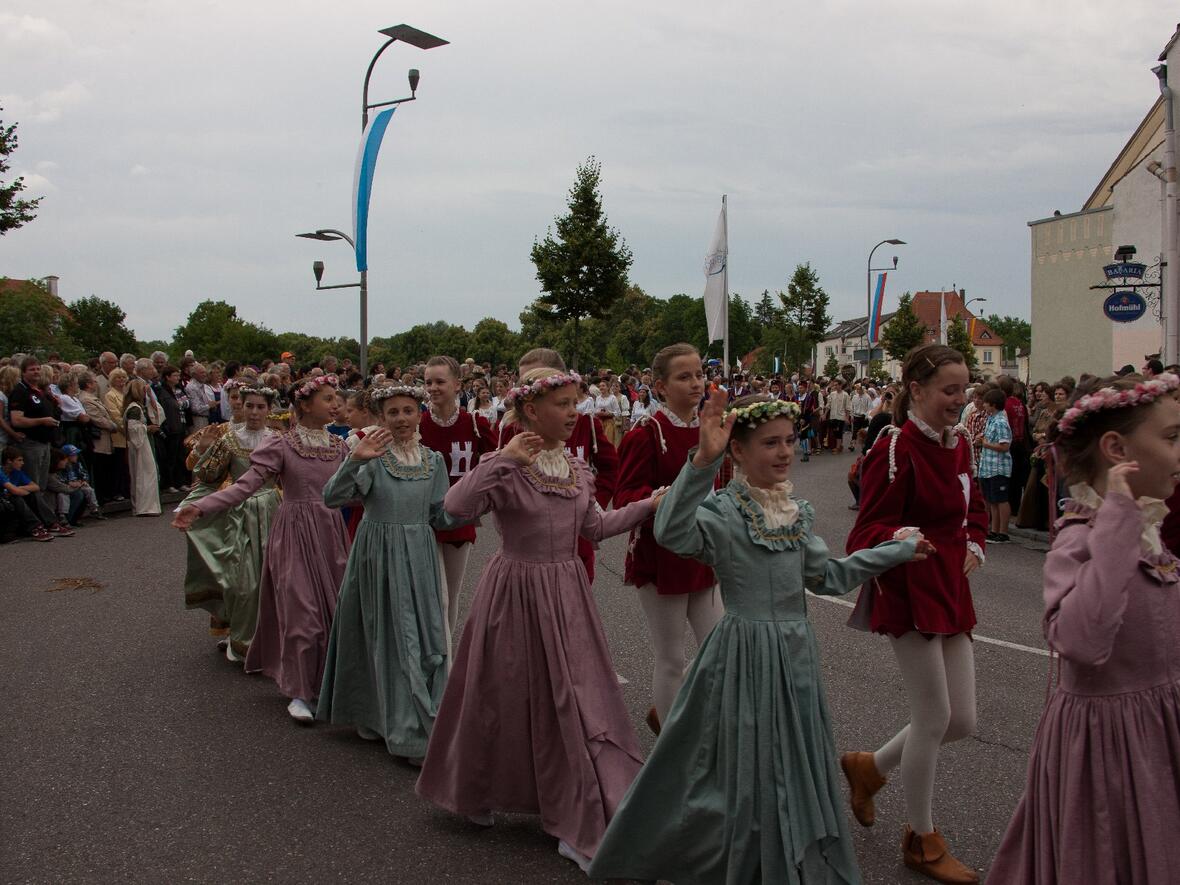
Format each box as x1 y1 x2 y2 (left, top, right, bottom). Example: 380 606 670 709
58 444 102 524
48 448 88 526
0 447 73 540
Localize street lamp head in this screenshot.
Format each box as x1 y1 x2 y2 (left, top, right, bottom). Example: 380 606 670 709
378 24 449 50
892 256 899 268
408 68 420 95
886 238 906 246
297 230 344 242
312 260 325 284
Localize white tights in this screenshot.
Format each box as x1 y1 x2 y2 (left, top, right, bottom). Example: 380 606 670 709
636 585 725 723
439 542 472 638
872 632 976 834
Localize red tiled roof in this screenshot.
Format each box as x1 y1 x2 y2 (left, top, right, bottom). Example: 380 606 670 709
911 290 1004 347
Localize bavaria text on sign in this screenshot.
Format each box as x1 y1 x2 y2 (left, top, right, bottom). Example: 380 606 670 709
1102 291 1147 323
1103 262 1147 280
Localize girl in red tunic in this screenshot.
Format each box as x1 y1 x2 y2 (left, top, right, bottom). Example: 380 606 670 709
497 348 619 583
842 344 987 885
616 343 721 733
420 356 497 636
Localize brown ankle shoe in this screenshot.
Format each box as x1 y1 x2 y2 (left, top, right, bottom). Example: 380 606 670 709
645 706 661 736
840 751 886 827
901 827 979 884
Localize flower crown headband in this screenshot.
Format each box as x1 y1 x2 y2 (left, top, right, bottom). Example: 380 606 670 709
727 398 801 427
239 385 277 400
293 373 339 401
503 372 582 406
1056 373 1179 437
222 379 245 392
369 384 426 403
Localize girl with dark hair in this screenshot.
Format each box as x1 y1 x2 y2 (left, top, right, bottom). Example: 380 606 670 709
173 375 349 723
841 344 988 884
590 391 929 884
991 372 1180 883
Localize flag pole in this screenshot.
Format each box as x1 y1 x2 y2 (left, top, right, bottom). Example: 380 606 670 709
722 194 729 380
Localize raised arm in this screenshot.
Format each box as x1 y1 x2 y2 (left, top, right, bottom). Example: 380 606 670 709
177 435 283 525
651 452 730 567
443 452 513 522
804 527 918 596
1043 489 1142 666
322 456 373 509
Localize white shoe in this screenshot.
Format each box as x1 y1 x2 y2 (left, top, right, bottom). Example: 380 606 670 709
557 840 591 873
216 637 229 651
287 698 314 723
466 812 494 827
225 642 242 663
356 725 381 741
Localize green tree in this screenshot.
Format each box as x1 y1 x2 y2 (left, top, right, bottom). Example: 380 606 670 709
754 289 780 328
823 353 840 377
172 300 280 365
0 278 79 357
778 263 831 374
468 318 521 367
946 316 978 369
880 292 926 362
868 358 884 379
65 296 137 356
529 157 633 370
0 107 41 235
984 314 1031 361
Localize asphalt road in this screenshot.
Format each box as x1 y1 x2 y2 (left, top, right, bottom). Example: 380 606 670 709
1 449 1050 884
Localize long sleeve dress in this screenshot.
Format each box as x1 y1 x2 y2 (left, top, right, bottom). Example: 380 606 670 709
316 444 462 758
588 453 916 885
180 424 279 655
415 449 654 858
988 488 1180 885
123 403 160 516
194 426 349 701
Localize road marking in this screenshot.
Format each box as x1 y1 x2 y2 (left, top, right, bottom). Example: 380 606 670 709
806 592 1052 657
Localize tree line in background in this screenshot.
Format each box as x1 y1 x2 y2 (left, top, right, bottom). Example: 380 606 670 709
1 151 1032 377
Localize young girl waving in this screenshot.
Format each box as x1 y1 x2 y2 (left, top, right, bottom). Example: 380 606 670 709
318 385 464 763
990 372 1180 884
616 342 722 733
589 391 929 884
842 344 987 884
416 368 663 872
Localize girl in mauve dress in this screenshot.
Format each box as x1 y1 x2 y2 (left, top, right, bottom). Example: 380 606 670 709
990 372 1180 885
616 342 721 734
415 367 663 873
174 374 349 724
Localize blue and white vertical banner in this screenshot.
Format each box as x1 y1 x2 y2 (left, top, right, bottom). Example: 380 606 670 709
352 106 397 272
868 272 887 344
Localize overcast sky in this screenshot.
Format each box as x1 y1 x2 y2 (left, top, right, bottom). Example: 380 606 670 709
2 1 1176 345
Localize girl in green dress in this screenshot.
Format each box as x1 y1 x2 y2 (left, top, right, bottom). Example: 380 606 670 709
588 391 933 885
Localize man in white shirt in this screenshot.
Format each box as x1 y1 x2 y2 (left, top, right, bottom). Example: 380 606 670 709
825 379 853 453
850 383 873 448
185 363 214 430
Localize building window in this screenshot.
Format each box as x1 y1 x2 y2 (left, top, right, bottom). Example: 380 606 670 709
983 350 994 364
825 345 834 356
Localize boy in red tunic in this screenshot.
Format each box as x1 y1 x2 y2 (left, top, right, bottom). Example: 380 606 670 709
420 356 498 635
498 348 618 582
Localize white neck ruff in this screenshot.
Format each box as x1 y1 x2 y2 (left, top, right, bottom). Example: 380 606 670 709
734 465 799 529
534 447 571 479
1070 482 1166 555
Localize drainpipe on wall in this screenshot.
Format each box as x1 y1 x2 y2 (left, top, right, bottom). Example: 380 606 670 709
1155 63 1178 364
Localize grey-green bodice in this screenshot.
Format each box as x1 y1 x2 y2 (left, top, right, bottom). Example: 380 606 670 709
322 447 458 531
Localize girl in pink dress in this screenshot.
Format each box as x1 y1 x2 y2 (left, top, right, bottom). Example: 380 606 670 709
990 372 1180 884
415 368 663 873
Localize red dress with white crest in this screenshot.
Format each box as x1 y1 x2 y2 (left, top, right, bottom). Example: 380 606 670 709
419 408 497 545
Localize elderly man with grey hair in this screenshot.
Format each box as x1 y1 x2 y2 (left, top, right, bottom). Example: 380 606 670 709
185 363 214 430
151 351 169 376
97 352 118 396
119 353 137 376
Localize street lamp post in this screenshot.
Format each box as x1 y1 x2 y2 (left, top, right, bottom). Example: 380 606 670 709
866 238 905 371
299 25 448 378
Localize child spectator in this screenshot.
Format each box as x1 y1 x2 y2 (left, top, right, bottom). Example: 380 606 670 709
0 447 73 541
48 448 87 526
978 387 1013 543
58 444 102 524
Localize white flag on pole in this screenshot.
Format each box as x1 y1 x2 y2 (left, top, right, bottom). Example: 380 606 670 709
937 289 946 345
703 203 728 344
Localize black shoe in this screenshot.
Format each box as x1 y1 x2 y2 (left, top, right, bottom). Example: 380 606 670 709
991 533 1010 544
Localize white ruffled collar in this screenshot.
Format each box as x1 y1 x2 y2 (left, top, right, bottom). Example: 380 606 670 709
534 446 571 479
295 422 332 447
733 466 799 529
232 422 272 450
655 401 699 428
429 406 460 428
388 435 423 466
907 411 957 449
1070 483 1166 556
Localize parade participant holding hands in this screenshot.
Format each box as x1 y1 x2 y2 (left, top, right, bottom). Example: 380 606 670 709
990 372 1180 884
173 374 349 723
589 390 931 884
318 385 465 763
418 356 497 636
179 384 280 661
842 344 987 884
498 348 619 582
616 343 721 734
416 367 664 873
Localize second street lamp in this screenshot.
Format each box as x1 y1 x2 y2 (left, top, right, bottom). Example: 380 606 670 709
866 238 905 371
297 229 364 371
